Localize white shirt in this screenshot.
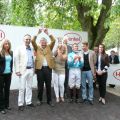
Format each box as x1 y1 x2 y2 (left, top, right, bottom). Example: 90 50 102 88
84 50 89 55
42 57 48 66
98 54 101 71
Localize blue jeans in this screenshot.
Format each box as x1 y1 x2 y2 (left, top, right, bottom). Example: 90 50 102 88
81 70 94 101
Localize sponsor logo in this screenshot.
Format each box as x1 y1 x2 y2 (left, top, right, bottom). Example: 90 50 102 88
0 30 5 41
64 32 82 45
113 69 120 81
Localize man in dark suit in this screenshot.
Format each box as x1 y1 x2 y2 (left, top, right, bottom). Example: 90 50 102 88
109 50 119 64
109 50 119 88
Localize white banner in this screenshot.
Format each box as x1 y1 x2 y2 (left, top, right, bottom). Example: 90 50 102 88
107 64 120 85
0 25 88 90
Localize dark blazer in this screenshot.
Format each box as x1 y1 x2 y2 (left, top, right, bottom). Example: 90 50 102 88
0 51 13 74
65 45 72 69
96 53 109 71
109 55 119 64
67 45 72 54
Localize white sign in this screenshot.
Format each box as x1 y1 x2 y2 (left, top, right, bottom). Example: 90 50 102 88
0 25 88 90
107 64 120 85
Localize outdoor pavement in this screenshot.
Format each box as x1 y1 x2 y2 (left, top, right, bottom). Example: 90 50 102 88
0 88 120 120
107 85 120 97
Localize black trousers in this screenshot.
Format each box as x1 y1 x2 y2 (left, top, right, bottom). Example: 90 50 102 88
64 61 69 95
97 73 107 98
64 68 69 94
0 73 11 110
36 67 52 103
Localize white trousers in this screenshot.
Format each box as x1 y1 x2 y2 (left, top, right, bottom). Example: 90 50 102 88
69 68 81 89
53 71 65 98
18 69 34 106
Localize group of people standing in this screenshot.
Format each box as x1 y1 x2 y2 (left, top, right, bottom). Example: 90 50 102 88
0 28 110 114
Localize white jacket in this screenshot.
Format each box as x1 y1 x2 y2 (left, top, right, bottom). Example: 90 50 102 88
14 45 35 75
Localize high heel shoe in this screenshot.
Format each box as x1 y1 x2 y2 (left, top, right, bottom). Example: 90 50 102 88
61 97 65 102
101 98 106 105
56 97 60 103
99 97 102 102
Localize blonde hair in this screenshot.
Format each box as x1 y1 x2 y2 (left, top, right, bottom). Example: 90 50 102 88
57 44 67 54
0 39 12 56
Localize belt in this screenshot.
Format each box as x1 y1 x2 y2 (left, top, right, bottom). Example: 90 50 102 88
26 66 33 69
42 66 49 69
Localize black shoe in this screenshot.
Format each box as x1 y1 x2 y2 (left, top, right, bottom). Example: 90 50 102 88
69 99 74 103
36 101 43 106
1 110 6 114
89 100 94 105
18 106 24 111
27 103 35 107
75 99 79 103
47 102 54 107
5 106 11 110
80 99 87 103
64 93 68 99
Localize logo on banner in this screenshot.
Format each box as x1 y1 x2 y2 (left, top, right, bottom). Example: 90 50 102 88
113 69 120 81
64 32 82 45
0 30 5 41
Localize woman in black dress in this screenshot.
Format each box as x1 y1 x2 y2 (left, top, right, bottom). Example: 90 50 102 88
96 44 109 105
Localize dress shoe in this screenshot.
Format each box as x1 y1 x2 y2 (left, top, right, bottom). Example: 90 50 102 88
75 99 79 103
64 93 68 99
18 106 24 111
27 103 35 107
5 106 11 110
80 99 87 103
69 99 74 103
0 110 6 114
89 100 94 105
36 101 43 106
47 102 54 107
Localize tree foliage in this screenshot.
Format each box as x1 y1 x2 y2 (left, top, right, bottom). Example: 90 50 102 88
35 0 81 30
0 0 8 24
10 0 37 26
104 18 120 49
35 0 115 48
104 0 120 49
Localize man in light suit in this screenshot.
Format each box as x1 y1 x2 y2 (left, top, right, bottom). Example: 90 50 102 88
32 28 55 107
81 41 96 105
14 34 34 111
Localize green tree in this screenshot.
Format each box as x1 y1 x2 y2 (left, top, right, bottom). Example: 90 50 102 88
36 0 114 49
74 0 113 48
1 0 120 49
